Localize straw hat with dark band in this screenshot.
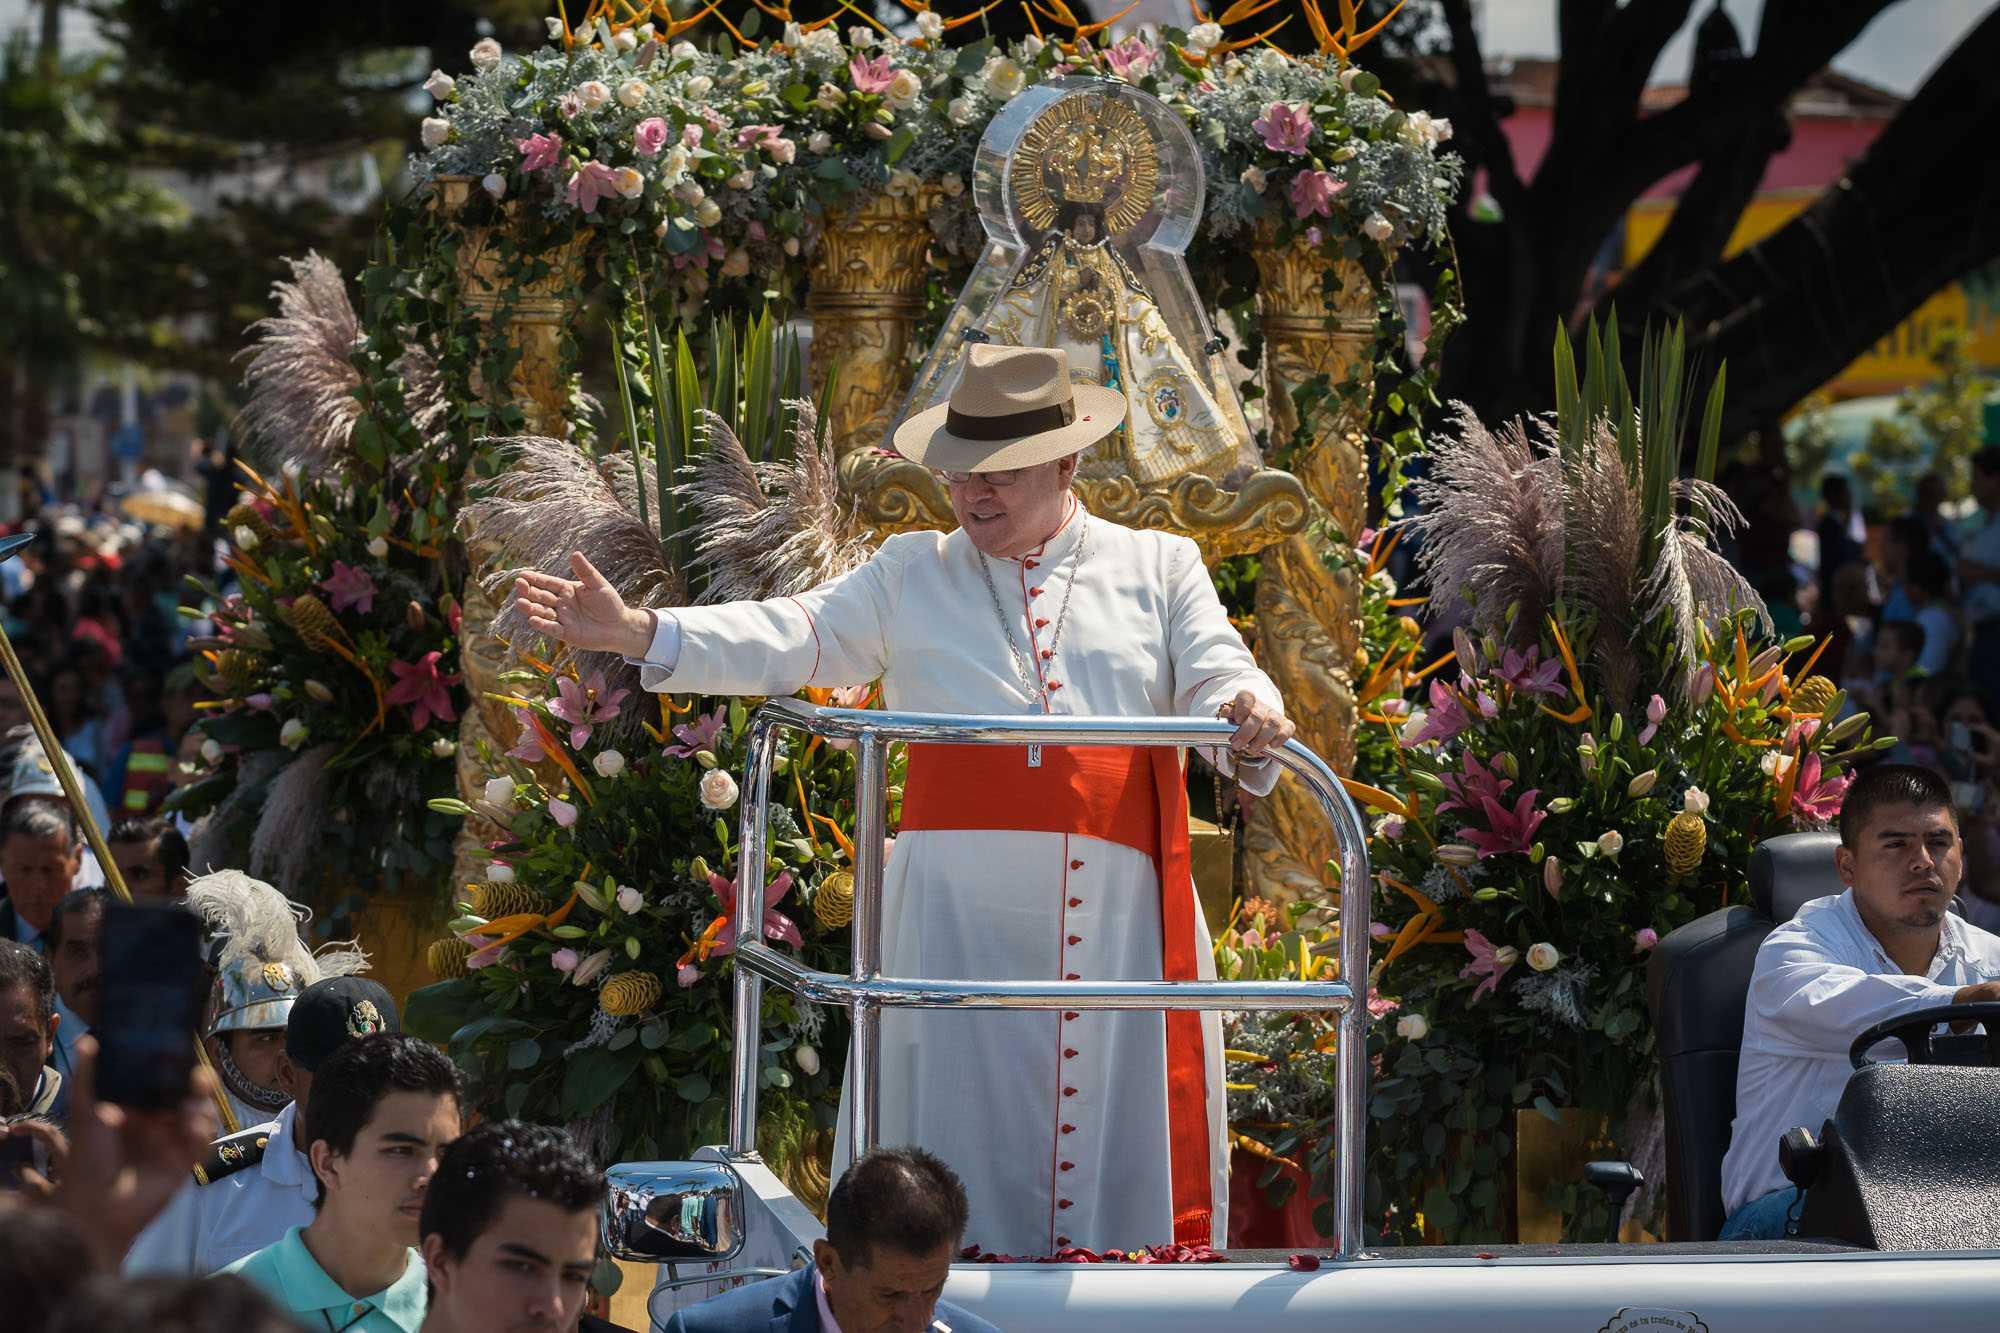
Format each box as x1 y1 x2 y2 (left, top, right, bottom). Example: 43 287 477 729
893 344 1127 472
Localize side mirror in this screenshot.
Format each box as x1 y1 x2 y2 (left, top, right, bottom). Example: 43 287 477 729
602 1161 747 1264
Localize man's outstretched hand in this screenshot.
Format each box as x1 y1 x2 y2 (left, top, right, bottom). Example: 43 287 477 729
513 552 656 659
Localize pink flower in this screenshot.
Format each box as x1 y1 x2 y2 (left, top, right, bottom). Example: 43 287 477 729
848 53 896 93
1632 928 1660 954
1252 101 1314 155
547 797 578 828
707 869 803 953
1786 716 1822 748
1437 752 1511 817
1369 921 1393 938
1366 988 1399 1020
1403 679 1470 747
635 117 670 156
676 962 701 988
547 670 628 749
682 123 704 149
1459 928 1518 1002
1691 662 1717 706
666 705 726 758
566 161 620 214
1637 693 1668 745
1461 789 1547 859
245 693 274 712
517 131 562 173
1790 753 1852 825
1287 169 1345 219
551 948 580 972
1496 647 1566 698
464 936 503 969
505 707 546 763
1378 816 1405 842
319 560 376 615
735 123 783 149
1102 36 1153 80
384 651 461 731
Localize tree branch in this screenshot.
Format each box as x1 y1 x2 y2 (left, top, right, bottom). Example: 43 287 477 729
1664 6 2000 437
1436 0 1526 212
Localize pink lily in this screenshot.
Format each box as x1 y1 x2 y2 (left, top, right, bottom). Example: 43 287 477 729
848 53 896 93
1403 679 1470 747
517 131 562 173
320 560 376 615
1288 169 1345 219
384 651 461 731
666 705 726 758
1251 101 1313 155
706 870 803 953
1462 789 1547 859
1790 754 1852 825
1459 928 1518 1002
1437 752 1512 817
735 124 784 149
506 706 546 762
1496 647 1566 698
1102 36 1153 81
565 161 620 214
548 671 628 749
1638 693 1668 746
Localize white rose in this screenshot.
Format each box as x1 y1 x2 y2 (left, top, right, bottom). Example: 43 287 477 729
469 37 502 72
616 885 644 913
671 41 698 60
1597 829 1625 857
1363 213 1394 243
1186 22 1223 52
431 737 456 758
594 749 627 778
801 28 841 60
576 80 611 111
614 166 645 198
200 738 224 764
686 75 713 97
279 719 310 751
485 861 516 883
1240 165 1268 193
916 10 945 41
233 524 259 551
366 535 390 557
423 69 455 100
545 17 566 41
795 1044 821 1075
1684 786 1711 815
420 116 451 149
695 198 722 227
1395 1013 1428 1040
699 769 739 809
484 776 516 807
801 130 831 157
613 29 638 52
637 23 656 42
1527 942 1561 973
887 68 923 108
1022 35 1045 57
947 96 977 127
981 56 1025 100
617 78 649 108
849 26 877 48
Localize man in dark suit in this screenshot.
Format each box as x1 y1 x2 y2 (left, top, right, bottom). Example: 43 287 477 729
663 1147 1000 1333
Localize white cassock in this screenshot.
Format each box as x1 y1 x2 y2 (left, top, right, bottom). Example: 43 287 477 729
635 500 1282 1254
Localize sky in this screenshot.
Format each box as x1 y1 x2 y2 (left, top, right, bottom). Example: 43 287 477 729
1471 0 1992 96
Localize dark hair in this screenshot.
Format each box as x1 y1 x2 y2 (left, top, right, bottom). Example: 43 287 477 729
45 886 110 953
0 800 78 851
109 815 188 888
420 1119 604 1263
302 1033 463 1208
1976 446 2000 480
0 1061 20 1117
47 1274 303 1333
0 938 53 1023
1880 619 1926 661
1884 514 1928 554
0 1204 92 1333
1839 763 1957 848
826 1146 970 1269
1821 475 1852 504
1908 549 1953 601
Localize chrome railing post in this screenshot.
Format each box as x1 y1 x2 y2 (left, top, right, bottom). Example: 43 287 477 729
728 718 779 1155
848 732 888 1162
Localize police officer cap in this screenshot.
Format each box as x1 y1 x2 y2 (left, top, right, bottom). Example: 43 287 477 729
286 976 401 1072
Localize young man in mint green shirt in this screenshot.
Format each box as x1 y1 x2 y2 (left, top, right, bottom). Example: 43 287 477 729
223 1033 463 1332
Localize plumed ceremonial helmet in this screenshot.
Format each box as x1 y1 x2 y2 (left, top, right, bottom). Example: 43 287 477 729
184 869 368 1037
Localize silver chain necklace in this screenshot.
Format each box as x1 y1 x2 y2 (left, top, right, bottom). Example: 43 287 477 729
975 511 1090 767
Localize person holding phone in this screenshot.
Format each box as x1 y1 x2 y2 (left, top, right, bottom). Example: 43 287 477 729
222 1033 462 1333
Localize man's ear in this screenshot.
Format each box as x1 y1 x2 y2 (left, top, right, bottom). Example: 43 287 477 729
812 1238 839 1280
421 1233 452 1293
1834 842 1857 888
46 1010 60 1041
309 1139 340 1197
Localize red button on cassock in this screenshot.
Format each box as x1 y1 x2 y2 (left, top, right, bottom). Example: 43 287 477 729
1063 1011 1079 1021
1058 1199 1073 1210
1063 1048 1078 1059
1029 587 1043 597
1060 1161 1075 1171
1024 559 1039 570
1061 1124 1076 1134
1070 860 1084 870
1068 897 1082 907
1035 618 1049 629
1062 1088 1077 1098
1065 972 1080 980
1067 934 1082 946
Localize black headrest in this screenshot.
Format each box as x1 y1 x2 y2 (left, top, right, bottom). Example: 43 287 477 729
1749 831 1843 923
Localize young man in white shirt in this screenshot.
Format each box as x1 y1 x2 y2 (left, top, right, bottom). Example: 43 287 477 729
1720 764 2000 1239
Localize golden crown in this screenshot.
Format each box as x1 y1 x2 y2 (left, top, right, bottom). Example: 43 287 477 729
1050 128 1126 205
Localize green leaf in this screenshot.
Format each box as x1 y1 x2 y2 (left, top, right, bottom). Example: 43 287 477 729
885 128 915 165
675 1072 712 1103
504 1082 530 1118
561 1044 643 1119
507 1038 542 1070
640 1020 670 1050
608 1026 639 1051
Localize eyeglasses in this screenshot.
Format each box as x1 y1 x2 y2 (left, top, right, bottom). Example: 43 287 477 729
933 467 1025 487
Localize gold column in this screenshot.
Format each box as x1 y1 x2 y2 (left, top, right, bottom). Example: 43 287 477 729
1243 228 1379 902
433 177 589 891
807 189 939 458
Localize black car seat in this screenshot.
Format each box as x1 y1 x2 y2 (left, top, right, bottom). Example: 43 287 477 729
1646 831 1844 1240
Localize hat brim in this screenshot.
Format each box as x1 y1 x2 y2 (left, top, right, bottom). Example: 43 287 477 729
891 381 1127 472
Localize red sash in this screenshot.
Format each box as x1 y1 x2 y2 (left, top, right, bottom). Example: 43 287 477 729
902 743 1214 1247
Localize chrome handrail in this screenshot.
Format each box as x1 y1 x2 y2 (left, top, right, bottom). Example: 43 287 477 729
728 699 1373 1257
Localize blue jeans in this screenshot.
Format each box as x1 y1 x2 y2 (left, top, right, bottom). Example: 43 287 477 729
1719 1187 1801 1240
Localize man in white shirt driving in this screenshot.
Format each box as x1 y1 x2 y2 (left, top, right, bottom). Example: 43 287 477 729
1720 764 2000 1239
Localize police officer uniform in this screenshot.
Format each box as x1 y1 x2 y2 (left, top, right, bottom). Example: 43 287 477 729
123 976 400 1275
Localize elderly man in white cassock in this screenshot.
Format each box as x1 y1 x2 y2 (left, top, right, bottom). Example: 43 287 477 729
514 343 1294 1256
